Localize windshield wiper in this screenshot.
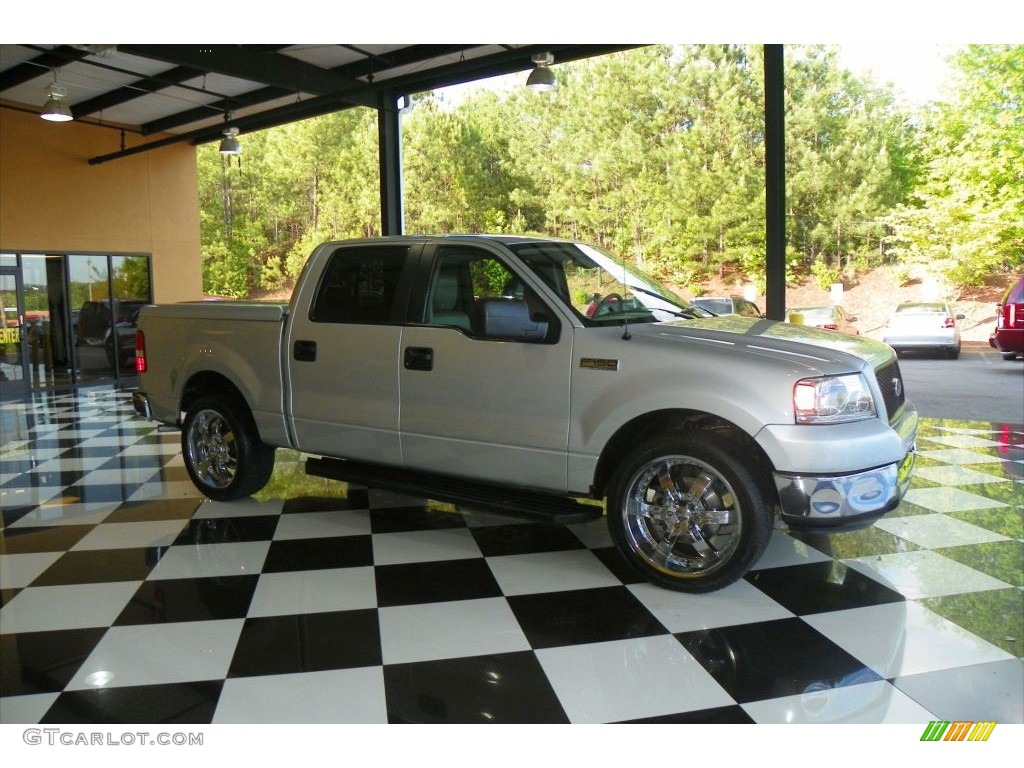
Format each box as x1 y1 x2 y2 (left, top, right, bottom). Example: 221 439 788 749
625 285 708 319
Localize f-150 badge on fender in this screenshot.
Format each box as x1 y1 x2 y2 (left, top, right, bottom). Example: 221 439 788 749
579 357 619 371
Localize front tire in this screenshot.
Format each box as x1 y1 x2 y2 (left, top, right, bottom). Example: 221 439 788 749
182 395 275 501
606 432 773 593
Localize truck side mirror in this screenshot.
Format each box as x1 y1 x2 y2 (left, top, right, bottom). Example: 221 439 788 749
473 298 549 341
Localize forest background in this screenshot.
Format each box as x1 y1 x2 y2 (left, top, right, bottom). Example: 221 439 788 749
197 44 1023 339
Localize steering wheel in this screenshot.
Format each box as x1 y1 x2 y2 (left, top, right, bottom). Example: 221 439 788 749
593 292 624 316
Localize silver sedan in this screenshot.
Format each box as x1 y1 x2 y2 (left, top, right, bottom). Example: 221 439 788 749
883 302 963 359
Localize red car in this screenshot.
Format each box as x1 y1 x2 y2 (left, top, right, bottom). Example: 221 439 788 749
989 275 1024 360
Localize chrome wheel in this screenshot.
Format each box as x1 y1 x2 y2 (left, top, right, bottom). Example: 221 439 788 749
607 431 772 592
184 407 239 491
621 454 742 579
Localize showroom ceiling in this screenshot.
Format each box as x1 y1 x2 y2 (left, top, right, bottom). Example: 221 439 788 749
0 44 639 163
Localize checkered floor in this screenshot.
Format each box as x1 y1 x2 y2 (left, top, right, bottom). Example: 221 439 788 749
1 386 1021 724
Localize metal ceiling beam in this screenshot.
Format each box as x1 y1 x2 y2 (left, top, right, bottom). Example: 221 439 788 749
0 46 92 91
70 66 202 119
117 44 376 107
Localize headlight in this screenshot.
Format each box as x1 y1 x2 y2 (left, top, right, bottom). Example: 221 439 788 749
794 374 876 424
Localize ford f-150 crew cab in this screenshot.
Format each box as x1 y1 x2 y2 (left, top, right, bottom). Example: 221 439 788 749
133 235 917 592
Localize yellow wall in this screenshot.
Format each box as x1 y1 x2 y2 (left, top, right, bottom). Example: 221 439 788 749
0 106 202 303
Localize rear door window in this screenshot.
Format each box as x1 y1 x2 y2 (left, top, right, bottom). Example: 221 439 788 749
310 245 409 324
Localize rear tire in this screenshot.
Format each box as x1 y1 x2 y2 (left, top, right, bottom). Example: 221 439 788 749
182 395 275 501
606 431 773 593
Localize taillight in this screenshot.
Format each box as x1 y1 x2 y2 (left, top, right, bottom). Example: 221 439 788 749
1007 303 1019 328
135 330 147 373
822 323 838 331
943 317 955 328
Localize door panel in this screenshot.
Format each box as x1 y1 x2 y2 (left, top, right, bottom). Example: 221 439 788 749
285 244 410 464
398 246 573 492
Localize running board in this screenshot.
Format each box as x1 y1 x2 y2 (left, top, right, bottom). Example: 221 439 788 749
305 457 604 525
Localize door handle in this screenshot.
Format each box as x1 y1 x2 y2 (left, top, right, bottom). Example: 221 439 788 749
404 346 434 371
293 340 317 362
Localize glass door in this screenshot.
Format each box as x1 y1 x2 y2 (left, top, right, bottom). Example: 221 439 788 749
0 267 30 396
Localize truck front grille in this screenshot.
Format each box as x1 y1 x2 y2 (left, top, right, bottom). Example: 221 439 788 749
875 358 906 423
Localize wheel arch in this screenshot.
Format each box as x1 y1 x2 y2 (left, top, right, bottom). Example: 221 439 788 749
591 409 777 500
180 371 251 425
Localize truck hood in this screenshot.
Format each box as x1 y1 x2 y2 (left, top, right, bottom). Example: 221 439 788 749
636 315 894 372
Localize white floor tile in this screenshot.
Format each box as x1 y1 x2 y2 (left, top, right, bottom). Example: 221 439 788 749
66 619 245 689
804 601 1015 679
247 567 377 617
902 486 1008 513
742 680 937 723
379 598 530 665
0 552 63 589
914 448 1002 466
147 541 270 580
0 581 140 633
372 528 482 565
8 502 120 528
845 550 1011 599
628 579 793 632
486 550 621 595
754 530 835 569
0 692 60 724
913 464 1011 486
536 635 734 723
71 519 188 551
214 667 388 723
874 513 1008 548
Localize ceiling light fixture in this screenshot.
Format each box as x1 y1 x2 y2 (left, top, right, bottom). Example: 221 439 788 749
526 52 557 91
41 81 74 122
219 113 242 155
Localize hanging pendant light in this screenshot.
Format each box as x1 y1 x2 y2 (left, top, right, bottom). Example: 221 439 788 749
41 82 74 122
526 52 557 91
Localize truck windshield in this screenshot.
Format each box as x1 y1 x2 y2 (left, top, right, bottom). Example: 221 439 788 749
507 241 707 325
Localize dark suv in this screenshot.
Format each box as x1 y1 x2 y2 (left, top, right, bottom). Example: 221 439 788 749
989 275 1024 360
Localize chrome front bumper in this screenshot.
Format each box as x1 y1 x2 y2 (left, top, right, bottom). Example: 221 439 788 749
773 449 916 532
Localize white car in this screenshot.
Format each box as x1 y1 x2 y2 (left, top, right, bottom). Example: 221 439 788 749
883 302 963 359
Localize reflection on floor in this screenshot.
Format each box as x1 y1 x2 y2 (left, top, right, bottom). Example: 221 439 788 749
1 386 1021 724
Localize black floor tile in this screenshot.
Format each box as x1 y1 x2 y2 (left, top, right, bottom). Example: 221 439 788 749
471 522 587 556
172 515 280 546
41 680 224 724
0 628 108 696
104 498 203 523
384 651 569 723
619 705 757 724
228 609 381 677
0 525 94 555
744 561 905 615
676 618 882 704
508 586 666 649
31 548 157 586
374 558 502 607
281 492 371 514
261 535 374 573
368 505 468 533
114 576 260 625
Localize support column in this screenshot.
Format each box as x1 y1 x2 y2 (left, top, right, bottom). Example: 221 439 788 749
764 44 786 321
377 91 404 236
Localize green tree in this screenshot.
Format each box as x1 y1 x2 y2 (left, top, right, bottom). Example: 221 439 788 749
884 45 1024 286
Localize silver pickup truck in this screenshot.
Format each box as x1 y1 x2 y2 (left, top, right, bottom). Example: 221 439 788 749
133 235 917 592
